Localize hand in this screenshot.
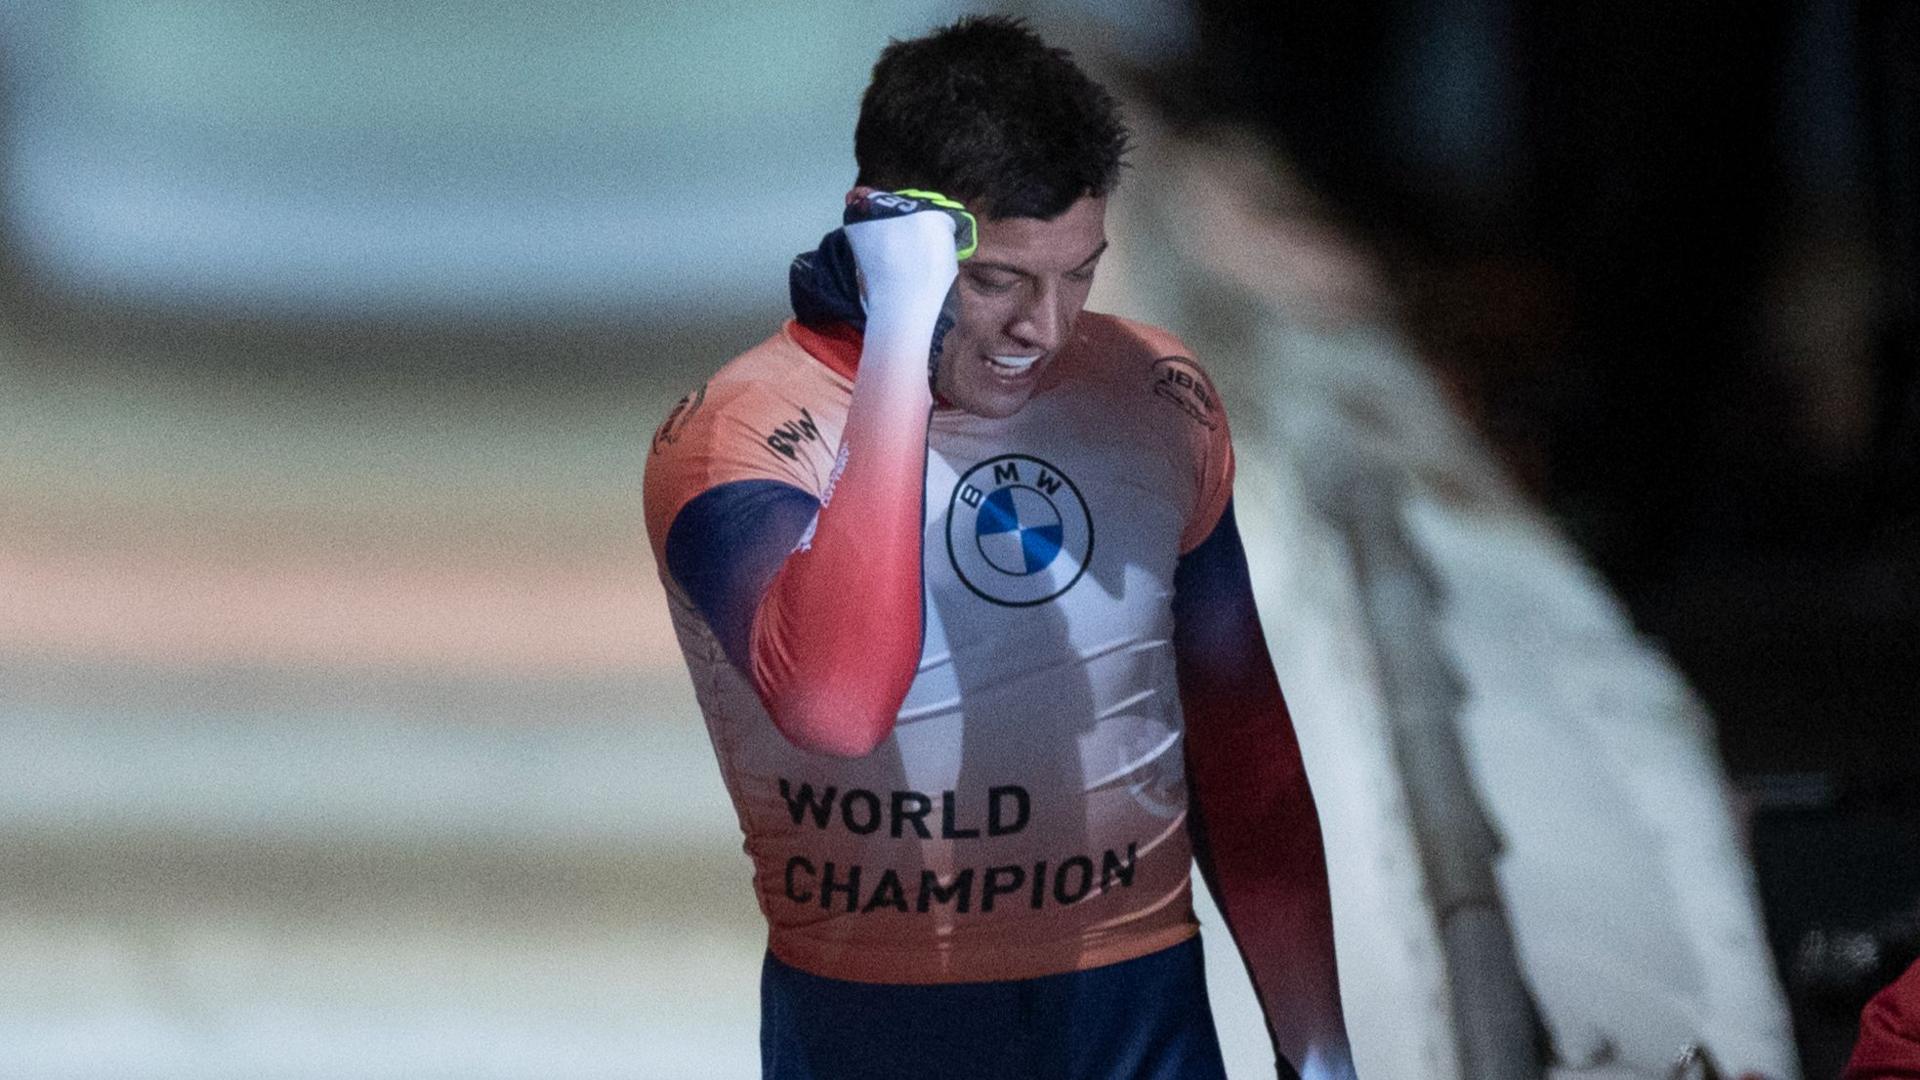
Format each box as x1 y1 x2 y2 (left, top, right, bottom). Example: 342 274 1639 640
843 188 976 258
841 188 976 375
1296 1044 1358 1080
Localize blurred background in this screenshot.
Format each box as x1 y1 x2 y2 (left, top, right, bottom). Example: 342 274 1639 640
0 2 1912 1078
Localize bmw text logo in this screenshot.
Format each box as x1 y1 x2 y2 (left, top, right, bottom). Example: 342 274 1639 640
946 454 1093 607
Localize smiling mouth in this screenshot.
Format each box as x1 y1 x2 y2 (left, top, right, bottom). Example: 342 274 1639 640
988 354 1041 374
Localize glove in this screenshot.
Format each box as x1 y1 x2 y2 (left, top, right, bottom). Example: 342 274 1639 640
841 188 976 382
843 188 976 259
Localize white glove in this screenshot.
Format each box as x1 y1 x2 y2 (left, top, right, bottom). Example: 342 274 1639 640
840 188 975 372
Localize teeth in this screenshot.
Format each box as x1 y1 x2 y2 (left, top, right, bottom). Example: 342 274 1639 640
989 354 1040 372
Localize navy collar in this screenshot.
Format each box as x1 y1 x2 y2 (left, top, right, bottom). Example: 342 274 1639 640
789 229 865 331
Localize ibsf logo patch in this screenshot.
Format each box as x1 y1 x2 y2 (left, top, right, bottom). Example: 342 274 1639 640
946 454 1093 607
1150 357 1219 430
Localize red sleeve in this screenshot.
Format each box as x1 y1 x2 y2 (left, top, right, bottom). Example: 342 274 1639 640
745 323 933 757
1175 500 1352 1075
1848 958 1920 1080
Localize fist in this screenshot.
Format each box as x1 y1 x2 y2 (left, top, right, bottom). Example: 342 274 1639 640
844 188 977 257
841 187 975 318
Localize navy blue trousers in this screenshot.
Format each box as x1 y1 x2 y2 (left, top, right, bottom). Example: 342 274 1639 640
760 936 1232 1080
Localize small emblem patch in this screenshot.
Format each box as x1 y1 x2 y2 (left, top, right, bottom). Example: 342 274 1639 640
652 383 708 452
1150 357 1218 430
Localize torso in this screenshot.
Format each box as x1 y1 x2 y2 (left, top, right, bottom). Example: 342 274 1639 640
650 313 1229 983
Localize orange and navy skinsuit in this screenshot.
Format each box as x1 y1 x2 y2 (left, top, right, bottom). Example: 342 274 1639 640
643 240 1341 1074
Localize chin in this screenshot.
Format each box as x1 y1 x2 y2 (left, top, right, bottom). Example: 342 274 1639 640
960 394 1032 420
940 353 1048 419
951 378 1043 419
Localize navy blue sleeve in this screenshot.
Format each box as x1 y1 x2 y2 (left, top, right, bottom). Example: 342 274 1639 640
1172 498 1263 668
663 478 821 672
1172 498 1353 1074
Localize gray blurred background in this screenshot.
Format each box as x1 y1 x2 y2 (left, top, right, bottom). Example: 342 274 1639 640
1 3 1914 1078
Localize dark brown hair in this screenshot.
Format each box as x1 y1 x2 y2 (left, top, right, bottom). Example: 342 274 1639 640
854 16 1129 220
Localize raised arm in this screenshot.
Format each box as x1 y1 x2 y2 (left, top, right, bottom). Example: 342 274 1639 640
663 191 972 757
1174 500 1357 1080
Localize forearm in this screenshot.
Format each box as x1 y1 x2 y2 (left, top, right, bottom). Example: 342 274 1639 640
748 201 959 756
750 310 935 756
1175 502 1355 1076
1187 689 1352 1074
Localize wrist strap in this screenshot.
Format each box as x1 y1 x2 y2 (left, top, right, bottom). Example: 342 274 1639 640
843 188 977 261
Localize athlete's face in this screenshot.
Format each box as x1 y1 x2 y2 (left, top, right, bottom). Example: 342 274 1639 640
935 194 1108 419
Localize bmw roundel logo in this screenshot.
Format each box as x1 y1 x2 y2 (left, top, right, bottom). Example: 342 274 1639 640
946 454 1093 607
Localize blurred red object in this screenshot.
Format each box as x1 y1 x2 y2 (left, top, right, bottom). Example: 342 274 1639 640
1846 957 1920 1080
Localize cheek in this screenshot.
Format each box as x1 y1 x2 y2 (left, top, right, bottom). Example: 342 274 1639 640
954 290 1014 341
1061 279 1095 321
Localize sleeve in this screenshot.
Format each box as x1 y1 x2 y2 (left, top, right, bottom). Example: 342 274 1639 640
644 377 833 569
1847 957 1920 1080
644 331 934 759
1143 347 1234 555
643 376 834 672
1174 500 1355 1078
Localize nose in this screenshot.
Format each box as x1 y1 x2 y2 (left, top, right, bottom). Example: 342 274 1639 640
1008 282 1066 353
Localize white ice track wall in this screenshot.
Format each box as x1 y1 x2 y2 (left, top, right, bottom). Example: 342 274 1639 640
1093 120 1802 1080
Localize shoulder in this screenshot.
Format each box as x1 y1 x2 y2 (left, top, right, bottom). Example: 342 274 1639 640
1070 314 1235 553
650 328 841 464
1073 312 1226 436
644 328 840 555
652 329 822 440
1077 311 1196 362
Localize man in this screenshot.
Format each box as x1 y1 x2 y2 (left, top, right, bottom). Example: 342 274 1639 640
644 16 1356 1079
